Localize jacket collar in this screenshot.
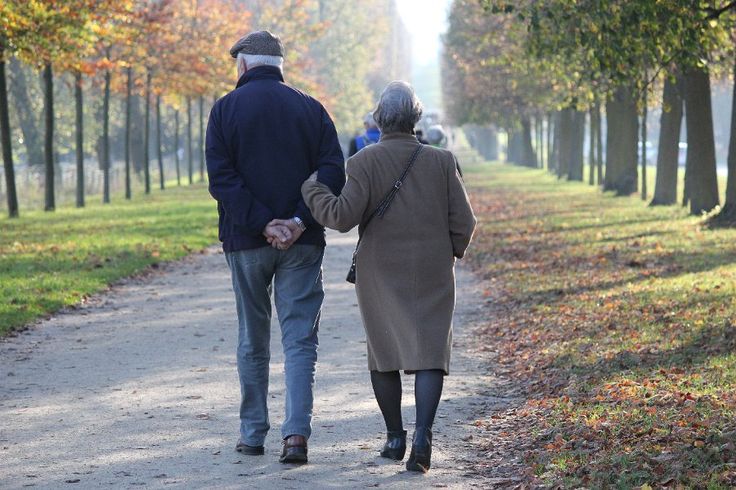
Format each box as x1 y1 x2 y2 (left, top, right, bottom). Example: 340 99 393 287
379 132 419 143
236 65 284 88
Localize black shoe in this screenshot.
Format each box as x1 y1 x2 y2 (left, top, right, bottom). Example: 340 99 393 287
380 430 407 460
279 435 308 464
235 440 264 455
406 427 432 473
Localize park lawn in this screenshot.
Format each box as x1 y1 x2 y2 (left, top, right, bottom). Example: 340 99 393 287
464 163 736 488
0 184 218 335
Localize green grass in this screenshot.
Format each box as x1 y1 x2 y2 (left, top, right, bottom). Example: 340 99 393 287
0 184 218 335
462 161 736 487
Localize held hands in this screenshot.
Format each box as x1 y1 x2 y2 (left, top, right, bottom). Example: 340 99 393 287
262 218 305 251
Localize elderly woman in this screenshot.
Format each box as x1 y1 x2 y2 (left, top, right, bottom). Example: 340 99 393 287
301 81 476 473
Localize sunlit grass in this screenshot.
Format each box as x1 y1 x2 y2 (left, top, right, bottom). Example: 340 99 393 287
463 161 736 487
0 184 218 335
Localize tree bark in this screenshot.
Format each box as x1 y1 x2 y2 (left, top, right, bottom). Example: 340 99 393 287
641 91 648 201
547 112 554 173
8 57 43 167
557 108 573 179
550 111 559 174
713 58 736 221
144 70 151 194
101 67 111 204
588 109 595 185
604 86 638 195
0 54 19 218
595 102 603 185
130 95 144 173
683 65 719 215
651 75 682 206
124 66 132 200
198 95 204 180
568 109 585 181
174 109 181 186
43 63 55 211
157 94 164 190
74 71 84 208
521 116 537 167
187 96 193 184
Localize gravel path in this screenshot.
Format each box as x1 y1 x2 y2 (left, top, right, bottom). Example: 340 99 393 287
0 229 503 489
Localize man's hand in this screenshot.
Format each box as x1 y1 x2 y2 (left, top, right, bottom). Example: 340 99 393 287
263 222 292 250
265 218 304 250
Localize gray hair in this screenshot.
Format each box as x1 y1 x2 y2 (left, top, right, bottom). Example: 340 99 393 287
237 52 283 75
372 81 423 134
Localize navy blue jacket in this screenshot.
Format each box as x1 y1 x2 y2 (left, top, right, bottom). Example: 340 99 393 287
206 66 345 252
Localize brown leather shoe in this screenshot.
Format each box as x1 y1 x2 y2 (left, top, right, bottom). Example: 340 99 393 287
279 435 308 464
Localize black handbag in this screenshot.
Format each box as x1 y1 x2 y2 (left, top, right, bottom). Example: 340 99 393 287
346 144 424 284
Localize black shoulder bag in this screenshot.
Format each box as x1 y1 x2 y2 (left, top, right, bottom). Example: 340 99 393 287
346 144 424 284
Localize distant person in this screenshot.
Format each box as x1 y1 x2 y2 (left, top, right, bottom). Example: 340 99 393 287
205 30 345 465
301 81 476 473
347 112 381 156
414 128 429 144
425 124 447 148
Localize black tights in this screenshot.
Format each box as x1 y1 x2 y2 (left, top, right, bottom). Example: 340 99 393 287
369 369 444 432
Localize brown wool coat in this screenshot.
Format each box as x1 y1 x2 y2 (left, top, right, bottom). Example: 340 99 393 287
302 132 476 374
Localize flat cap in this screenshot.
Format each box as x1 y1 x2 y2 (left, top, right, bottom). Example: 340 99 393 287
230 30 284 58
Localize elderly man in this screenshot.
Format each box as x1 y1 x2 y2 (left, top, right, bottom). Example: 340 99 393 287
206 30 345 464
347 112 381 157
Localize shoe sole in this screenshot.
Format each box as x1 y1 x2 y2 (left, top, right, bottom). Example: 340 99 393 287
235 446 264 456
406 460 429 473
380 449 406 461
279 454 308 464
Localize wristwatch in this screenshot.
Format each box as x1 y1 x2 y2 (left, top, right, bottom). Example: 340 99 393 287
292 216 307 231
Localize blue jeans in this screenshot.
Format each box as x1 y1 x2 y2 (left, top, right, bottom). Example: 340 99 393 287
225 244 325 446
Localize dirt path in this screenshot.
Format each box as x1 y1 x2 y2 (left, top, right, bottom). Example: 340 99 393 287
0 229 510 489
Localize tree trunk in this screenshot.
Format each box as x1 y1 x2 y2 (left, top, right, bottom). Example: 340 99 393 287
8 57 43 167
641 92 648 201
43 63 54 211
550 111 559 174
536 117 543 168
651 75 683 206
713 58 736 222
124 66 132 200
595 102 603 185
198 95 204 181
101 68 111 204
187 96 193 184
521 116 537 167
174 109 181 186
0 54 19 218
683 65 719 215
143 70 151 194
130 95 144 173
568 109 585 181
157 94 164 190
557 108 573 179
588 109 595 185
547 112 554 173
74 71 84 208
604 86 638 195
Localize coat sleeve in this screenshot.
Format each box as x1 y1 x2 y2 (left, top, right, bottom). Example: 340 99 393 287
206 103 273 236
294 105 346 227
447 155 477 258
301 156 370 233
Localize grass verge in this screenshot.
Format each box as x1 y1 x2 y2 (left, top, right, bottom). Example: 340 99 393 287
464 162 736 488
0 184 218 335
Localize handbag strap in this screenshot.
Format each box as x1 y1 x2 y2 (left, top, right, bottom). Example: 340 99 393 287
354 144 423 248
